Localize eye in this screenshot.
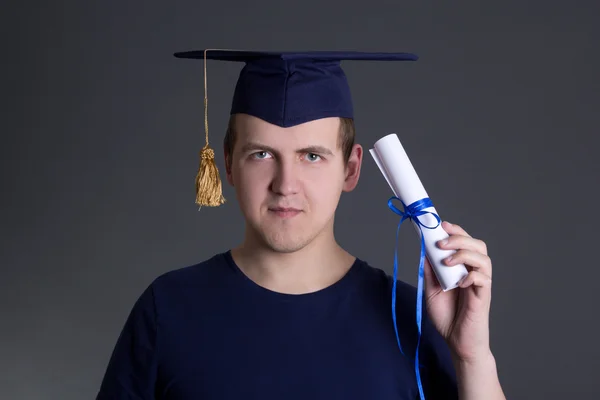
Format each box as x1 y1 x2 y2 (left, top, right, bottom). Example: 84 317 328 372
304 153 322 162
252 151 272 159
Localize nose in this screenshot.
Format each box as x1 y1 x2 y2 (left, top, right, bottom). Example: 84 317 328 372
270 158 300 196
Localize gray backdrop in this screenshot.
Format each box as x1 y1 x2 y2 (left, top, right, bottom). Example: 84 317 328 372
2 0 599 399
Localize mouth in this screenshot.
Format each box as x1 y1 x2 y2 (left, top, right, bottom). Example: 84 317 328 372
268 207 302 218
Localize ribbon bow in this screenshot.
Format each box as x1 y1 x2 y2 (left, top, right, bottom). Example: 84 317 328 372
387 196 441 400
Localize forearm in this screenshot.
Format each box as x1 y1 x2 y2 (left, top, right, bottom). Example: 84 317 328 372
453 351 506 400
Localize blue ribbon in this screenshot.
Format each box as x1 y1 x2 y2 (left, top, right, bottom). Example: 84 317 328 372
387 196 441 400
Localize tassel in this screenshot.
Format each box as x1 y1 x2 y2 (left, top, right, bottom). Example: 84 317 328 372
195 49 225 208
195 144 225 207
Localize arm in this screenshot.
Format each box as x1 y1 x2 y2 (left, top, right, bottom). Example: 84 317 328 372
424 221 506 400
452 351 505 400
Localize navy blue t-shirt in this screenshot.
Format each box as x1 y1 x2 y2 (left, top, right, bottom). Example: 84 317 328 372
96 251 458 399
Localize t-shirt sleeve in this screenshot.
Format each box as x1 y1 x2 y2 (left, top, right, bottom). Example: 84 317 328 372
96 283 159 399
418 308 459 400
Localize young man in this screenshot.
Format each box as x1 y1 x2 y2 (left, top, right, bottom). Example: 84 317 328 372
96 50 505 399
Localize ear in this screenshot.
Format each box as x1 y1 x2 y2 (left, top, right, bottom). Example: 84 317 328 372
224 146 234 187
342 144 363 192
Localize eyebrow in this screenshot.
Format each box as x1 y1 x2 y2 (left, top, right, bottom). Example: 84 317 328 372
240 142 335 156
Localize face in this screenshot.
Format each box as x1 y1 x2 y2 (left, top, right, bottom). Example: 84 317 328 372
225 114 363 253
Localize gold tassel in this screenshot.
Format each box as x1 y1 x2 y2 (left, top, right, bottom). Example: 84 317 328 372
195 144 225 207
195 49 225 207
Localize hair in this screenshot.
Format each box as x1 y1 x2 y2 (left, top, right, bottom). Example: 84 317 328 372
223 115 356 170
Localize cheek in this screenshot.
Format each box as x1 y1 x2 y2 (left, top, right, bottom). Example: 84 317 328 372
234 164 270 201
306 169 344 206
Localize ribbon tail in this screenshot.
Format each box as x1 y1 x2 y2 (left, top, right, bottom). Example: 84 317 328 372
392 217 405 356
387 196 442 400
415 225 426 400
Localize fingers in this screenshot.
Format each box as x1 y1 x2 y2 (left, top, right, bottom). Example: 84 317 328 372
438 221 492 278
458 270 492 290
439 221 488 256
441 248 492 278
423 257 442 291
442 221 472 239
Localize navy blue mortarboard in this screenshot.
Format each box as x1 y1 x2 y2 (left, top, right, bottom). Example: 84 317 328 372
173 49 418 207
174 50 418 128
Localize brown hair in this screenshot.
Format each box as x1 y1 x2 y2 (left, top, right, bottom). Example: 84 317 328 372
223 116 356 170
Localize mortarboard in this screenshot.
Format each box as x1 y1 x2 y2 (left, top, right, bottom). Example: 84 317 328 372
173 49 419 207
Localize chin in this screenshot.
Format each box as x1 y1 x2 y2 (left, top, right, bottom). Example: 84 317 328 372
242 206 333 253
248 221 320 253
262 229 313 253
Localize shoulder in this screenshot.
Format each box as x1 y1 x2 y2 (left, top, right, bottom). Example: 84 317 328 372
130 251 233 316
357 258 458 397
151 251 230 290
358 257 447 345
352 257 425 332
97 253 232 398
355 256 420 305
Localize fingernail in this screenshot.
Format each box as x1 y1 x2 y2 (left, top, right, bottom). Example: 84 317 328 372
439 239 448 247
445 256 453 264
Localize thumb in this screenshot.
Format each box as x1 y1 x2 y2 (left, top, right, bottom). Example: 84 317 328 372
423 257 442 296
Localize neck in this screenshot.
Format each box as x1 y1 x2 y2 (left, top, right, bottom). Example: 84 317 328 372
230 225 356 295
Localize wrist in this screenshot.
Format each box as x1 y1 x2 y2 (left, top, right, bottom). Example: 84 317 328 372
451 350 505 400
451 349 496 369
452 349 499 386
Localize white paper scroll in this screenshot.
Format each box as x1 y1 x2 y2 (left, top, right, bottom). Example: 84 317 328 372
369 133 468 291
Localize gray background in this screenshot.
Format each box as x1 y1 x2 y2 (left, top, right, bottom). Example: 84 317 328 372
2 0 599 399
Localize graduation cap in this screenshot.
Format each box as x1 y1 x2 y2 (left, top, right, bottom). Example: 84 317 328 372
173 49 419 207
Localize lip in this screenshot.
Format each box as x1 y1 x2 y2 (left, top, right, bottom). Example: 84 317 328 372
268 207 302 218
270 207 301 212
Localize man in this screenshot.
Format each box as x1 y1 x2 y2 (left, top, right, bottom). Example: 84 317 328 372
96 50 505 399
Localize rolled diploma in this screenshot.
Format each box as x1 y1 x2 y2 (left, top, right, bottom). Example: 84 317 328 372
369 133 468 291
